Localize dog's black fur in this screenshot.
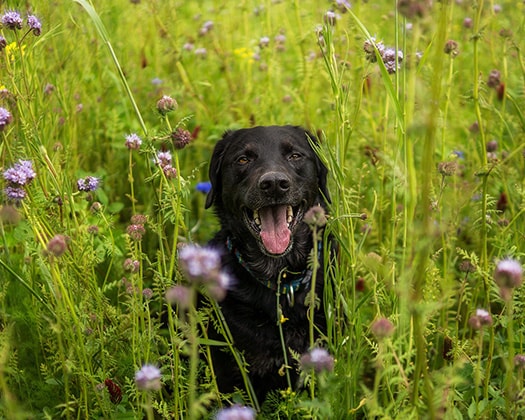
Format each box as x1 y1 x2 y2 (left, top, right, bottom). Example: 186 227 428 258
205 125 331 403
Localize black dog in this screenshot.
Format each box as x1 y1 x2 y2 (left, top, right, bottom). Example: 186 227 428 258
204 125 331 403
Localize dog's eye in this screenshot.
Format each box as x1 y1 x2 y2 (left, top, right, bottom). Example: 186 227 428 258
237 156 249 165
288 153 302 161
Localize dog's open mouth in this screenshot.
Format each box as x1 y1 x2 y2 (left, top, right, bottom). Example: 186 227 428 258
243 203 304 255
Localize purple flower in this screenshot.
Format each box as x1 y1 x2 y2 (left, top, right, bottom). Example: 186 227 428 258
494 258 523 289
156 150 172 167
194 47 207 58
382 48 403 74
0 107 13 131
124 133 142 150
324 11 338 26
335 0 352 12
199 20 214 36
165 285 192 309
259 36 270 48
127 224 146 241
151 77 163 85
195 181 212 194
142 288 153 300
123 258 140 273
300 347 335 373
216 405 255 420
179 245 221 283
3 160 36 186
1 11 23 30
77 176 100 192
135 364 162 391
468 309 493 330
514 354 525 369
494 258 523 300
4 186 26 201
27 14 41 36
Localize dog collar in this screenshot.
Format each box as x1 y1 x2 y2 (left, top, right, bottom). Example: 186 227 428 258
225 237 314 306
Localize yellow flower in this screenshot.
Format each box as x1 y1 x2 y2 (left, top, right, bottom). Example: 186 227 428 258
233 47 254 63
5 42 25 62
279 314 289 324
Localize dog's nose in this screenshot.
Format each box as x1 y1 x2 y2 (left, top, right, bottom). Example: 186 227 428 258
258 172 291 194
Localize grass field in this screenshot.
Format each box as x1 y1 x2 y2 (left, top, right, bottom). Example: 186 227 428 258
1 0 525 418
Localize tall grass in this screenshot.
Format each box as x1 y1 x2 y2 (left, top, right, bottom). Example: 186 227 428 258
0 0 524 418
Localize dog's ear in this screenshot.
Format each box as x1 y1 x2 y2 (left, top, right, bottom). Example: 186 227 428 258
205 131 232 209
304 129 331 204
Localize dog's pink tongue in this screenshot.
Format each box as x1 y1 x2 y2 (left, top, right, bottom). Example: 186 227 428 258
259 205 291 255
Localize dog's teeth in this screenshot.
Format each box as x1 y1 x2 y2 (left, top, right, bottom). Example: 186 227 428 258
286 206 293 224
253 209 261 226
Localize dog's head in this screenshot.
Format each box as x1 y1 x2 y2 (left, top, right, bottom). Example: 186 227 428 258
205 125 330 256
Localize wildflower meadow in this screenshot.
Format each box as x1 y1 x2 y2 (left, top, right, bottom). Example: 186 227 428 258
1 0 525 418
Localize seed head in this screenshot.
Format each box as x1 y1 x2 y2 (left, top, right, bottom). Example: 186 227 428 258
0 36 7 52
171 127 192 149
46 234 68 257
142 288 153 300
304 205 327 228
371 317 395 340
437 161 458 176
156 95 178 116
487 70 502 89
444 40 459 57
397 0 430 19
486 140 498 153
130 214 148 225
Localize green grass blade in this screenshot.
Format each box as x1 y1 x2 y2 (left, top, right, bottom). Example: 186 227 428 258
73 0 148 136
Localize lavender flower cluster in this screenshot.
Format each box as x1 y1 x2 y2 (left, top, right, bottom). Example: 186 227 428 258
3 159 36 202
165 245 230 306
1 10 41 36
77 175 100 192
364 37 404 74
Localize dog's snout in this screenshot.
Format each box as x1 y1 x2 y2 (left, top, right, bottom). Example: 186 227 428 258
258 172 291 194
